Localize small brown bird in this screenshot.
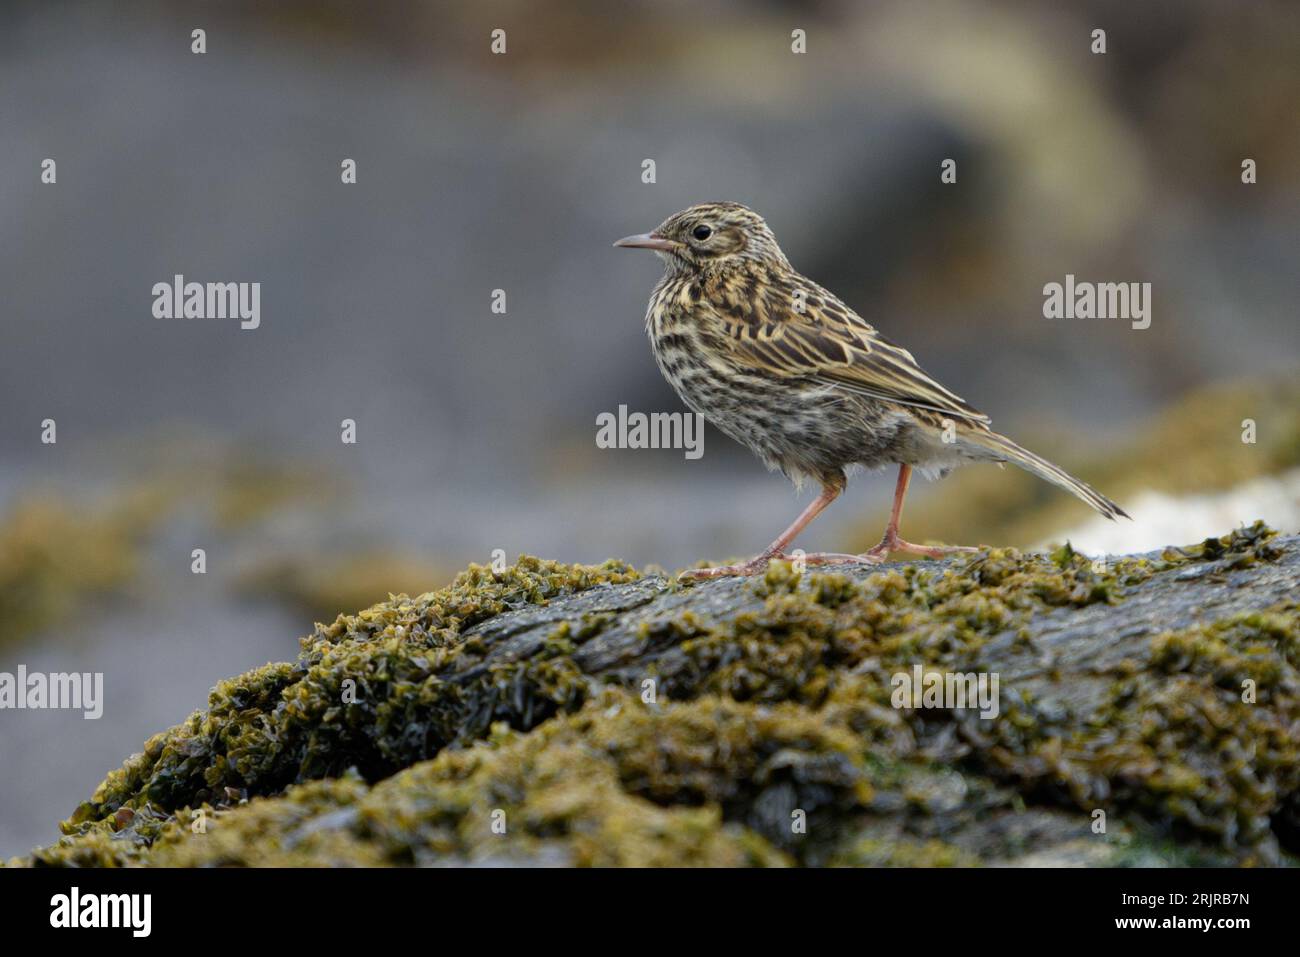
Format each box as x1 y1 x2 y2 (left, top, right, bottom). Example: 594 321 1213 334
616 201 1128 579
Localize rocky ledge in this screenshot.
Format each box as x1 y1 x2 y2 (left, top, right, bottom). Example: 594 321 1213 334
13 522 1299 867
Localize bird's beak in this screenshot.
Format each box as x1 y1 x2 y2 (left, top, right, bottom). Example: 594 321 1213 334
613 232 678 252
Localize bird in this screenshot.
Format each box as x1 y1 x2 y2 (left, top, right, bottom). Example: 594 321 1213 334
614 201 1129 580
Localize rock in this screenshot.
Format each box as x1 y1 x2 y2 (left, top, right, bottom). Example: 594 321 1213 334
12 523 1298 867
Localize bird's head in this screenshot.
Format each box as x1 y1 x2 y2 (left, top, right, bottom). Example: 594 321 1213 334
614 202 789 274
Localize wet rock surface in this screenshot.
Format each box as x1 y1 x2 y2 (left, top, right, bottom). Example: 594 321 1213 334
14 525 1299 867
466 535 1299 710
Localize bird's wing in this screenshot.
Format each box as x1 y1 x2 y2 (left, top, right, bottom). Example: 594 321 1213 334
710 275 991 425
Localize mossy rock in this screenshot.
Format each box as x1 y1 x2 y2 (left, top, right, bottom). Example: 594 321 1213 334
13 524 1300 867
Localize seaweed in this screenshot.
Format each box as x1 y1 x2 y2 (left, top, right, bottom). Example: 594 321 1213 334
14 524 1299 867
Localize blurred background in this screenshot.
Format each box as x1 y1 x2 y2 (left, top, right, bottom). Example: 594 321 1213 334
1 0 1298 857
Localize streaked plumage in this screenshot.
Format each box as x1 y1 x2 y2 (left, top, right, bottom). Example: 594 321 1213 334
616 201 1128 578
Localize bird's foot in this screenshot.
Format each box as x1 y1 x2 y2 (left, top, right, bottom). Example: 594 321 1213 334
678 551 788 580
681 550 885 579
797 551 881 567
679 537 982 580
861 534 981 562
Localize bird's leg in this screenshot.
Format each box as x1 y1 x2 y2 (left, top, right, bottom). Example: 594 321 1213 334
680 481 842 580
860 464 980 561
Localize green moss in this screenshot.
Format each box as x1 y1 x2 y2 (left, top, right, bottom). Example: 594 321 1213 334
33 694 820 867
1159 519 1284 568
60 556 639 834
651 525 1297 862
660 533 1159 709
16 524 1297 867
1079 607 1300 849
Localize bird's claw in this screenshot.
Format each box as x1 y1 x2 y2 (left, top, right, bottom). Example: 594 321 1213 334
679 538 983 580
678 550 793 580
861 537 982 561
681 536 987 579
797 551 882 567
680 549 877 579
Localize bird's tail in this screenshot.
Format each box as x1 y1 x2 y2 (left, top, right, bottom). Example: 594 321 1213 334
965 429 1130 521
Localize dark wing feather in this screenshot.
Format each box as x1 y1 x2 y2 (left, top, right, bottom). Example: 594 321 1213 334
710 274 991 425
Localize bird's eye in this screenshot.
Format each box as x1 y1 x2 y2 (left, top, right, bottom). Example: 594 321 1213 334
692 224 713 241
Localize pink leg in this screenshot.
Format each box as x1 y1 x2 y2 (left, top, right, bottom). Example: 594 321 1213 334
681 481 843 580
859 464 979 561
